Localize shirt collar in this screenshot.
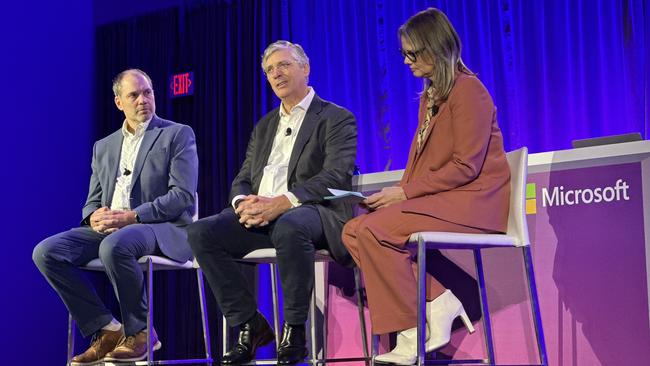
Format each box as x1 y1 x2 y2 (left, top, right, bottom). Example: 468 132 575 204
121 117 152 138
279 87 315 118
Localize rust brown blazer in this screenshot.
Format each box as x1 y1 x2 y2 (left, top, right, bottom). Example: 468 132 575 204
399 73 510 233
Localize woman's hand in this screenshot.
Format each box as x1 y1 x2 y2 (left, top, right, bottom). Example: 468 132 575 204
363 186 407 210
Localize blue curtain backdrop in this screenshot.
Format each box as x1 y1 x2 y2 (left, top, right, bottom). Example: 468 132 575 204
88 0 649 361
95 0 650 210
280 0 648 172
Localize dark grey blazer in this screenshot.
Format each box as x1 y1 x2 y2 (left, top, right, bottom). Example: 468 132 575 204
81 115 199 262
230 95 358 266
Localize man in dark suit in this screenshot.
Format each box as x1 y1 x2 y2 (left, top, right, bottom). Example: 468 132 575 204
32 69 198 364
187 40 357 365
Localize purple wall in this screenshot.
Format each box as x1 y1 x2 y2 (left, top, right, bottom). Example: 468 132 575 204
0 1 93 364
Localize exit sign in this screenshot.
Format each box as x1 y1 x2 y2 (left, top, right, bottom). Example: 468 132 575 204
169 71 194 98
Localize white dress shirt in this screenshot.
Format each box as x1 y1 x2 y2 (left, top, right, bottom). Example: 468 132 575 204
232 87 315 208
110 119 151 210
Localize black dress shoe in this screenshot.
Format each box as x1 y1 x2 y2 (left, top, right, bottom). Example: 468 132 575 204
222 312 275 365
277 322 308 365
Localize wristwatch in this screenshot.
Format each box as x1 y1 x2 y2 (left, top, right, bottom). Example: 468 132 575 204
134 212 142 223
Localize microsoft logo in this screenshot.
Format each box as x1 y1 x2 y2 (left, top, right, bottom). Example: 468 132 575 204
526 183 537 214
525 179 630 215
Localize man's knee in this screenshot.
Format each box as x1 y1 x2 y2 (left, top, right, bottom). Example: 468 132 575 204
33 228 101 269
187 210 237 253
32 238 55 269
272 217 302 243
271 208 320 250
186 218 212 253
32 232 78 268
98 234 135 264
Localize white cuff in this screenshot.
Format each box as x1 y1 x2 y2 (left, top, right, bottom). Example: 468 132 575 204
284 192 302 207
231 194 247 209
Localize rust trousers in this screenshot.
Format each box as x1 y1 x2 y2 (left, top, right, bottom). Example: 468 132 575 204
342 202 488 334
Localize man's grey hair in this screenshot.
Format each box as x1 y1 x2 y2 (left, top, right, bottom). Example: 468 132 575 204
261 40 310 70
112 69 153 97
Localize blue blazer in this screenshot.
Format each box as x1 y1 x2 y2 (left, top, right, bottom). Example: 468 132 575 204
81 115 199 262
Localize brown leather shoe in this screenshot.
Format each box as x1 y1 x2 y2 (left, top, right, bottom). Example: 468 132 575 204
104 328 162 362
70 327 123 365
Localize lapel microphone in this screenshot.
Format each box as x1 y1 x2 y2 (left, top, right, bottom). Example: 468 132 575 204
285 127 292 136
123 168 132 176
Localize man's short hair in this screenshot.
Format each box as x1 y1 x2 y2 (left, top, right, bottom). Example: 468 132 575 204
112 69 153 97
261 40 310 70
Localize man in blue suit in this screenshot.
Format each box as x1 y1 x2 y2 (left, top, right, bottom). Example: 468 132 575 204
33 69 198 365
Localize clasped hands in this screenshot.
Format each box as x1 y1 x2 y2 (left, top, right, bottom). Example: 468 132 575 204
362 186 407 211
89 207 138 234
235 195 292 228
234 187 404 228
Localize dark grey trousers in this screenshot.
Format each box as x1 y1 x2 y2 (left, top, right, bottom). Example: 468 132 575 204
187 205 325 327
32 225 158 337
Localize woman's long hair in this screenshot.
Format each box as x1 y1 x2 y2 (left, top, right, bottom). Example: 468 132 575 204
399 8 473 102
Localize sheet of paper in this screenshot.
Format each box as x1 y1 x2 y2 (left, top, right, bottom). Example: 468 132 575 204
324 188 367 204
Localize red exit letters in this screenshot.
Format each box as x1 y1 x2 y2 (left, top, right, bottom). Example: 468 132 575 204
169 72 194 97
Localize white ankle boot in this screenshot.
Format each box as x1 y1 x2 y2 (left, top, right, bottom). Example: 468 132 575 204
373 327 418 365
375 290 474 364
425 289 475 352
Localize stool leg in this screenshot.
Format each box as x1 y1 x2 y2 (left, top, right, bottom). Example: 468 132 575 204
353 267 370 364
372 334 380 358
310 264 318 364
321 262 330 362
197 268 212 364
416 236 426 366
67 314 75 365
270 263 281 348
222 314 228 356
147 258 153 366
474 249 495 364
523 246 548 366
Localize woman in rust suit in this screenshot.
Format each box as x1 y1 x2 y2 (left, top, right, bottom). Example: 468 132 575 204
341 8 510 365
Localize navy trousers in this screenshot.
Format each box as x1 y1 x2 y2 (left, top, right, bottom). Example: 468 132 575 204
187 205 326 327
32 225 159 337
